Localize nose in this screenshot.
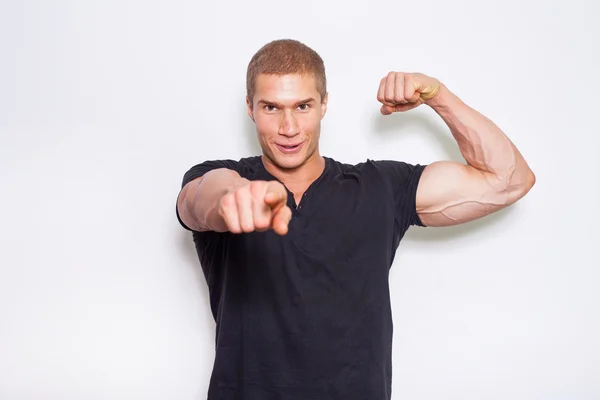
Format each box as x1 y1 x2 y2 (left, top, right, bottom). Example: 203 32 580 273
278 110 300 137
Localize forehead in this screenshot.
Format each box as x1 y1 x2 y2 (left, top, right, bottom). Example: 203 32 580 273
254 73 319 101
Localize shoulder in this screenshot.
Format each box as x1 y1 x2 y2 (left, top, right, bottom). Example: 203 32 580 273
325 157 426 195
180 155 263 187
325 157 376 174
326 157 423 179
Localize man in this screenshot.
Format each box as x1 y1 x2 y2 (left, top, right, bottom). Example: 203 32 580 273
176 39 535 399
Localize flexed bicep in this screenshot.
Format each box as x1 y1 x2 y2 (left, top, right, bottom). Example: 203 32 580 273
415 161 531 227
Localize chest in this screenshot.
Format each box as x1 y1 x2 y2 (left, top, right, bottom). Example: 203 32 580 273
250 178 396 265
222 182 396 315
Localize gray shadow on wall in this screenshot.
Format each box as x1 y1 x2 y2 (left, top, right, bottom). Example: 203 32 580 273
373 108 465 164
372 109 515 242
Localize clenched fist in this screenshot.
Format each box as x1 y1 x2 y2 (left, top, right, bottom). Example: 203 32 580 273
218 180 292 235
377 72 441 114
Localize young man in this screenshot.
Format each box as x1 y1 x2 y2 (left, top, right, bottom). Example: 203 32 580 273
176 39 535 399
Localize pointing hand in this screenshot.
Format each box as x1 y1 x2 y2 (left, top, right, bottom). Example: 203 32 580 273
218 180 292 235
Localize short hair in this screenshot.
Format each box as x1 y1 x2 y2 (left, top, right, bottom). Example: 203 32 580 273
246 39 327 104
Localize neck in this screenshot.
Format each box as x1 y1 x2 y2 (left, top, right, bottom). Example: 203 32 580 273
261 151 325 192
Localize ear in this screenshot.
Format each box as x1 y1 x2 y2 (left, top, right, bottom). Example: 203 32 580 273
320 93 329 119
246 96 255 122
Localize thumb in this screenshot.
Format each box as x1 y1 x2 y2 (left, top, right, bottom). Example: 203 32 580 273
264 182 287 208
380 104 394 115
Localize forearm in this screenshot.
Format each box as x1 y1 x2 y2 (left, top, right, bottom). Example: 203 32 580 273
179 168 249 232
428 85 535 192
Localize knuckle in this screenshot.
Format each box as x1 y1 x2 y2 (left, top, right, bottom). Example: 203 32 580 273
272 182 286 198
227 219 240 232
250 182 263 198
240 216 254 232
241 224 254 233
234 186 248 201
220 193 235 209
249 180 263 191
254 217 270 231
224 216 239 231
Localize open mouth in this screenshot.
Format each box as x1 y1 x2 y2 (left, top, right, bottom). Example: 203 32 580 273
276 142 303 154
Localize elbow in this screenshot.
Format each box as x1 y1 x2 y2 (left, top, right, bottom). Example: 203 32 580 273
177 179 203 231
525 168 536 192
508 167 536 203
519 167 536 195
492 165 535 207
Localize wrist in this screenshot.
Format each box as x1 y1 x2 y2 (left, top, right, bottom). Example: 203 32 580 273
425 83 453 110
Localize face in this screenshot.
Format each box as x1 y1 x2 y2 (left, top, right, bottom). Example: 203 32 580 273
247 73 328 170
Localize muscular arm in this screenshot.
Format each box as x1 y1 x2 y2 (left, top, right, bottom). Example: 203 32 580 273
416 85 536 226
177 168 249 232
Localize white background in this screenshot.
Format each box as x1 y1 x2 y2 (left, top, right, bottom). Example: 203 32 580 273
1 0 598 399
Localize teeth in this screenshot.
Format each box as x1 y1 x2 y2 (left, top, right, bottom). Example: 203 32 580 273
279 144 299 150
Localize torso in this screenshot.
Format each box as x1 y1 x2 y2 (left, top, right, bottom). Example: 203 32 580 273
187 155 424 400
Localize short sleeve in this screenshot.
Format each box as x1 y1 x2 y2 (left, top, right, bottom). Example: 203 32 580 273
368 159 427 231
176 159 243 231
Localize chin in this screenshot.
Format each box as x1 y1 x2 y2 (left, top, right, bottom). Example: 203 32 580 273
273 155 306 170
265 149 307 170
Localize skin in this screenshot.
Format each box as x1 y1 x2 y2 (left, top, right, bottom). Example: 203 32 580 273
376 71 535 226
246 73 329 202
178 74 327 234
177 71 535 234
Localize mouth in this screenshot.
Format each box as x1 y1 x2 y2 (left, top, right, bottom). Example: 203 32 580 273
275 142 304 154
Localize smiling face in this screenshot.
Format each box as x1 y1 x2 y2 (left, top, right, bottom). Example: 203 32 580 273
247 73 328 171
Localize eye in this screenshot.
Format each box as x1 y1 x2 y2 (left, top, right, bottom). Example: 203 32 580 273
298 104 309 111
264 105 277 112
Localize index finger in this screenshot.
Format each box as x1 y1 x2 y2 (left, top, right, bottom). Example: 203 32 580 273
271 205 292 235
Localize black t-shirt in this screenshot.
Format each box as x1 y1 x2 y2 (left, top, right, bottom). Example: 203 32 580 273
177 155 426 400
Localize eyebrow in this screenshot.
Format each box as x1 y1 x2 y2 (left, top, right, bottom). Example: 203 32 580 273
257 98 316 108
